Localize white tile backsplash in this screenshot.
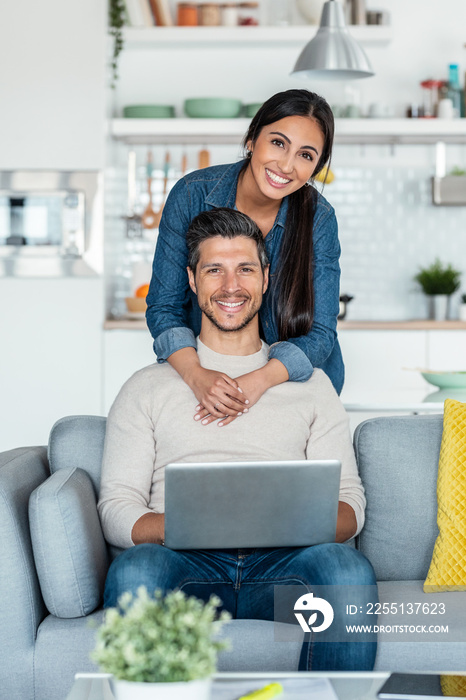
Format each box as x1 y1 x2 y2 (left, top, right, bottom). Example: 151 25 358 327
105 142 466 321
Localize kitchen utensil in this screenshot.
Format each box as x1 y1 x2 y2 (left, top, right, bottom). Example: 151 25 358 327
141 151 158 230
152 150 171 229
123 104 175 118
420 80 443 119
338 294 353 320
420 370 466 389
180 152 188 177
127 150 137 213
198 148 210 169
184 97 242 118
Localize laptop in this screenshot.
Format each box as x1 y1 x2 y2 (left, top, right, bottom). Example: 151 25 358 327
164 460 341 550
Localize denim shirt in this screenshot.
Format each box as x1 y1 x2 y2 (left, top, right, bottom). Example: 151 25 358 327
146 160 344 394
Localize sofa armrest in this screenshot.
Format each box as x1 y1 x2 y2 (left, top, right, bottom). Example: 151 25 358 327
0 446 50 696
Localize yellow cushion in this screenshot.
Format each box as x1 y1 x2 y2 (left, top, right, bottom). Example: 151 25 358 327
440 675 466 697
424 399 466 592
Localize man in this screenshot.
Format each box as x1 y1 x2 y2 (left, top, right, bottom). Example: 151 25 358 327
98 207 377 671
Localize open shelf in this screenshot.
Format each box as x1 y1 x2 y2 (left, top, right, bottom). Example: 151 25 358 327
122 24 392 48
111 118 466 145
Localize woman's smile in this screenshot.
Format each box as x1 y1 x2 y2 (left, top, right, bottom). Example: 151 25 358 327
264 168 292 188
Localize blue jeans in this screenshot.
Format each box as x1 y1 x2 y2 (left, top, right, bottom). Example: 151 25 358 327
104 543 378 672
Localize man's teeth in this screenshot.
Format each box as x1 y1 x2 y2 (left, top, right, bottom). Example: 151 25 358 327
218 301 244 307
266 169 290 185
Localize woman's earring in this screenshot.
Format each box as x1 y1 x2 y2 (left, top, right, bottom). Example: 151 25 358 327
247 149 252 158
304 179 312 187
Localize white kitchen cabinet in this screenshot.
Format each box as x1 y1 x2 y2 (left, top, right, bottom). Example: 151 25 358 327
339 329 429 432
0 0 106 169
103 329 156 413
0 278 104 452
427 331 466 371
339 330 428 398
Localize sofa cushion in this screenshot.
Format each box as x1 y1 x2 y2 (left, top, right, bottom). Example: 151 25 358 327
374 580 466 671
48 415 107 494
424 399 466 591
354 414 443 581
29 467 109 618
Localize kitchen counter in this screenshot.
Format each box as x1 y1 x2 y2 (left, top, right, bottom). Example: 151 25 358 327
103 319 466 331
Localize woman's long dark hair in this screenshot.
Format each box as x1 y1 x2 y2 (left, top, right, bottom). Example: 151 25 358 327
242 89 334 341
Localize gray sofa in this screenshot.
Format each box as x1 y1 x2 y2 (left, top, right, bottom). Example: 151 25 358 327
1 413 466 700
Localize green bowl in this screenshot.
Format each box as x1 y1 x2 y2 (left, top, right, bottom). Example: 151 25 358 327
244 102 263 118
123 104 175 118
421 371 466 389
184 98 242 119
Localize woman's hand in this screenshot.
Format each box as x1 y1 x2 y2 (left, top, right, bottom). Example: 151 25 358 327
188 365 249 423
195 359 289 427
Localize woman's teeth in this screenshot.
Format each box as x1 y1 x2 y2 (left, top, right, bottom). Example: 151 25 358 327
266 169 291 185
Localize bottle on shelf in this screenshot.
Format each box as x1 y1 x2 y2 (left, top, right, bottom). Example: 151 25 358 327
446 64 464 118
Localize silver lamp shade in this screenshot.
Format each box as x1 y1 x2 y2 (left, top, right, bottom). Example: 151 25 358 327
291 0 374 80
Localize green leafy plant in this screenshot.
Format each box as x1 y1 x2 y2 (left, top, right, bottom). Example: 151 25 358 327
109 0 126 88
91 588 231 683
414 258 461 296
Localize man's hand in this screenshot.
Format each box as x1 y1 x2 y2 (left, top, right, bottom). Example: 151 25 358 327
335 502 357 542
131 512 165 545
194 359 289 427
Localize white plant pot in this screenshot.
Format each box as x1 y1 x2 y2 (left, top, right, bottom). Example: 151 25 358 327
428 294 450 321
112 677 211 700
459 304 466 322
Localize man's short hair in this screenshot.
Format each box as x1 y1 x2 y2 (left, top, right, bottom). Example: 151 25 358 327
186 207 269 273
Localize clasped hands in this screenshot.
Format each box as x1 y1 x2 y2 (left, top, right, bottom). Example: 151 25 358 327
191 367 264 427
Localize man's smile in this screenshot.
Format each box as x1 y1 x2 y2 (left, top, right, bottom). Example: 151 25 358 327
215 298 247 313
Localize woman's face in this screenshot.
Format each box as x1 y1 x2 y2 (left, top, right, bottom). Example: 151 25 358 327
247 115 325 201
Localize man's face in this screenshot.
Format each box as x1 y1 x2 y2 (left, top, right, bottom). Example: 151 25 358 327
187 235 269 333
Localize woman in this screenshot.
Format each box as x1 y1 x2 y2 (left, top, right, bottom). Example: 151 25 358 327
146 88 343 426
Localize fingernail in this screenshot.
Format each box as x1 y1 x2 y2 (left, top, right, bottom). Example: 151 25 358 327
238 387 243 393
194 414 200 421
218 422 223 427
195 405 201 411
243 408 248 413
237 412 242 416
245 399 250 405
202 419 208 425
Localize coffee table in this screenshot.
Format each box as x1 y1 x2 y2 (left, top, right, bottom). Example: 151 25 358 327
66 671 390 700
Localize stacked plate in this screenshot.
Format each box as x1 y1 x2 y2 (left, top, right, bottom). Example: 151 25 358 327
123 104 175 118
421 370 466 389
184 98 242 118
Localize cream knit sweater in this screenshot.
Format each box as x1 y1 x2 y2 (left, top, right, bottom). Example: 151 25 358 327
98 340 365 549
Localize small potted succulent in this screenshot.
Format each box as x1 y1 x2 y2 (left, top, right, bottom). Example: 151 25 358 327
414 258 461 320
92 588 230 700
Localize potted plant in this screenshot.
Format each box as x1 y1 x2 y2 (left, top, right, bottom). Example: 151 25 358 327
414 258 461 320
92 588 231 700
460 293 466 322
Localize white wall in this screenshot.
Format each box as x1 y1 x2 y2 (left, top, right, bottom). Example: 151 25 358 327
0 0 106 169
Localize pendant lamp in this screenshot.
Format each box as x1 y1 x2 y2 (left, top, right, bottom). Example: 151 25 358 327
291 0 374 80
